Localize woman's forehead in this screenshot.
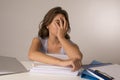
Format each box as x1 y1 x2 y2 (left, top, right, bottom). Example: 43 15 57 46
54 14 65 19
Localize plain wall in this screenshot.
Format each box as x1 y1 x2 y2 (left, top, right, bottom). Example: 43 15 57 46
0 0 120 64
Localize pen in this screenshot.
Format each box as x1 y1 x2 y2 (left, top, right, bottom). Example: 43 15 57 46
95 70 114 80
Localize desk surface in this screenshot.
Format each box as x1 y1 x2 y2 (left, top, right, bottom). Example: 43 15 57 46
0 61 84 80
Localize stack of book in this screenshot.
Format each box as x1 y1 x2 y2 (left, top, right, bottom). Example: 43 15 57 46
30 62 79 76
30 54 80 76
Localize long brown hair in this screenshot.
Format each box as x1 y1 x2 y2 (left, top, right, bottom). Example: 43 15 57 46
38 7 71 39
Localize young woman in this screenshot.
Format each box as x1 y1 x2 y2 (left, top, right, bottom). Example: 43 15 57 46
28 7 83 71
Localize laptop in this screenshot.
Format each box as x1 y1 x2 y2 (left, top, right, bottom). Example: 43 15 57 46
0 56 28 75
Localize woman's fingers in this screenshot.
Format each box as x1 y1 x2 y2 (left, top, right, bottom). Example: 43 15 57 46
71 59 82 72
71 63 75 71
59 18 63 28
62 17 67 29
60 59 82 72
55 21 60 29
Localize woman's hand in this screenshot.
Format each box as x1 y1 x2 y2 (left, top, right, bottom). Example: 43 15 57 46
55 17 68 40
59 59 82 72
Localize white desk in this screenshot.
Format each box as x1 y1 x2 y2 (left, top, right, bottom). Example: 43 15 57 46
0 61 84 80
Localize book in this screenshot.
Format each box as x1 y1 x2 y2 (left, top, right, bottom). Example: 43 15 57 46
81 60 120 80
90 64 120 80
30 62 79 76
82 60 112 69
30 54 80 76
81 69 104 80
80 60 118 80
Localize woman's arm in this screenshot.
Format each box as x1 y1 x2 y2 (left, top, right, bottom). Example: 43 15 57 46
55 18 82 60
58 38 83 71
56 17 83 60
59 37 83 60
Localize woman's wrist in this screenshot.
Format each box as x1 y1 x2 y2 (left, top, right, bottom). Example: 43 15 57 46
57 59 65 66
58 36 67 44
57 35 65 41
57 59 70 67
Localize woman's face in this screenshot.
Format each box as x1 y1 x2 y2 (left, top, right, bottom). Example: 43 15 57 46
47 14 67 37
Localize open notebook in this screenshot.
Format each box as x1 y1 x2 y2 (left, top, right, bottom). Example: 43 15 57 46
0 56 28 75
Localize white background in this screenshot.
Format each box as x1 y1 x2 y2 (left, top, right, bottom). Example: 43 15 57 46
0 0 120 64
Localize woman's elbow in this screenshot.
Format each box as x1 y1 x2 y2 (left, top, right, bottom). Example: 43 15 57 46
75 46 83 60
28 52 34 60
78 52 83 60
75 52 83 61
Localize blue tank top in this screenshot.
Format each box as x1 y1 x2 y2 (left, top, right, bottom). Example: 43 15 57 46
39 37 66 55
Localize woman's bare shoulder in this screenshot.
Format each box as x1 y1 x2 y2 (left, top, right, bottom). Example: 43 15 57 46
32 37 41 43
